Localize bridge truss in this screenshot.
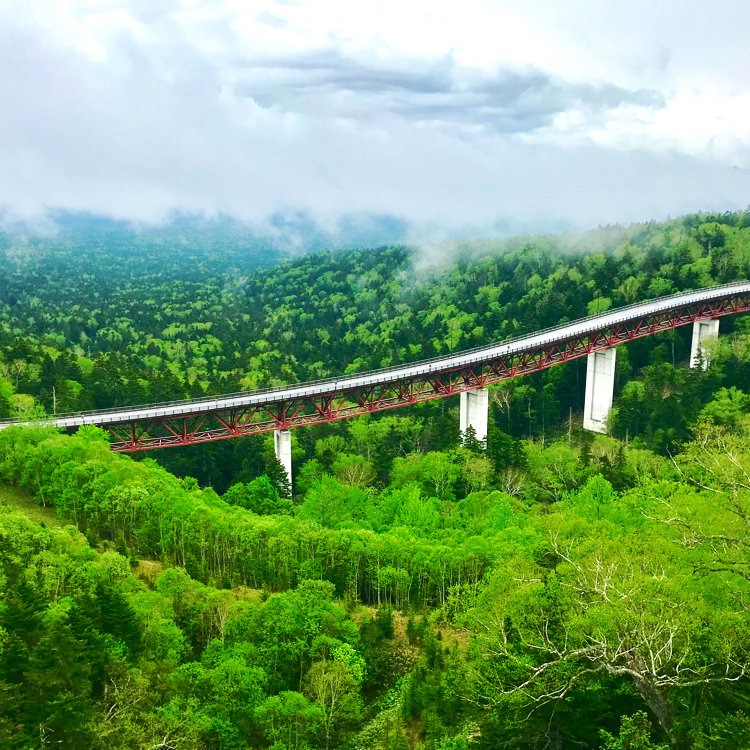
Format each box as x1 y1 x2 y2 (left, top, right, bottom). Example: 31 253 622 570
99 288 750 451
2 284 749 452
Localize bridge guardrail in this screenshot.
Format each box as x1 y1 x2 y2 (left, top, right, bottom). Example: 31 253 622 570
0 281 747 426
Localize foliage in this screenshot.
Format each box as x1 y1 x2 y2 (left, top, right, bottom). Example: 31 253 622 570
3 210 750 488
2 210 750 747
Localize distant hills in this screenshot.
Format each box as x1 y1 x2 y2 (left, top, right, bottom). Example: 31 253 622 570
0 209 412 279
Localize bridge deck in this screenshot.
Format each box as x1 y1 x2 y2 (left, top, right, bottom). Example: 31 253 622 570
1 282 749 447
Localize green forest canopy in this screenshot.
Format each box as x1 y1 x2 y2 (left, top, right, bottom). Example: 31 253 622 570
1 210 750 748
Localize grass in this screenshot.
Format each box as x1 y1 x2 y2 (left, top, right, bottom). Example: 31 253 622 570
0 483 68 527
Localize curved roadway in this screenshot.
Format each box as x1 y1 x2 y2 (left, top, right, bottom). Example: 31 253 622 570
2 281 749 431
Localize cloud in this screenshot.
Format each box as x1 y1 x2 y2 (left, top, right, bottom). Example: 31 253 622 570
256 11 288 29
0 0 748 235
238 51 663 134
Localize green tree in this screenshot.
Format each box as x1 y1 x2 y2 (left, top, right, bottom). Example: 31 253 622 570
600 712 668 750
303 659 362 749
256 691 323 750
224 475 293 515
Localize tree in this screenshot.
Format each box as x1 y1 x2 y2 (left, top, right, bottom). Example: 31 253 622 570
460 451 493 493
697 387 749 432
256 691 323 750
461 425 484 453
600 712 669 750
223 475 293 515
468 495 750 743
390 451 461 501
522 440 582 502
265 454 292 500
653 427 750 587
298 475 370 528
303 659 362 749
332 454 376 487
23 600 96 749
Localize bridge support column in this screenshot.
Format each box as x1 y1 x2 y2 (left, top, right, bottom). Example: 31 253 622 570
690 319 719 369
583 348 616 434
460 387 489 445
274 430 292 487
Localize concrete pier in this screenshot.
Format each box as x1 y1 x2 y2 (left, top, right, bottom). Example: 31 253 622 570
583 348 616 433
459 387 489 444
274 429 292 486
690 319 719 369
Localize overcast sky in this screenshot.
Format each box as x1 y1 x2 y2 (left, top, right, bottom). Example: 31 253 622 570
1 0 750 235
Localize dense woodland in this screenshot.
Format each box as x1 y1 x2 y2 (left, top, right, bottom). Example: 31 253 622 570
1 211 750 748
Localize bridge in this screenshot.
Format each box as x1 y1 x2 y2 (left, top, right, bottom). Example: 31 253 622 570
2 282 749 484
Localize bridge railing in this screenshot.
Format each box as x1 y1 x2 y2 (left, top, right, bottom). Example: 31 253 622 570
0 281 747 425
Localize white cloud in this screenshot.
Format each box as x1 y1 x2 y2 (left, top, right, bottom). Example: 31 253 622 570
0 0 748 232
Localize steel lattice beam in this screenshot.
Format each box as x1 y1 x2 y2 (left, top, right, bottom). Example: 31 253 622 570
101 293 749 451
2 285 748 451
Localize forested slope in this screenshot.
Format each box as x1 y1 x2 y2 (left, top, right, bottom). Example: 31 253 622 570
2 210 750 489
2 211 750 748
2 417 750 748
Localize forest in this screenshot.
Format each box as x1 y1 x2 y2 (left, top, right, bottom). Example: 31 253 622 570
1 210 750 749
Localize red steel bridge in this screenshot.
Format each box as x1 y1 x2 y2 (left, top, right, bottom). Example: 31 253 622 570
1 282 749 452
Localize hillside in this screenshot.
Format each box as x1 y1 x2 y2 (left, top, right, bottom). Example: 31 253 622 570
1 211 750 748
2 210 750 486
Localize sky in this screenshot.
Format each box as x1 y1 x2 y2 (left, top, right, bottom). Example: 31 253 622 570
1 0 750 237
